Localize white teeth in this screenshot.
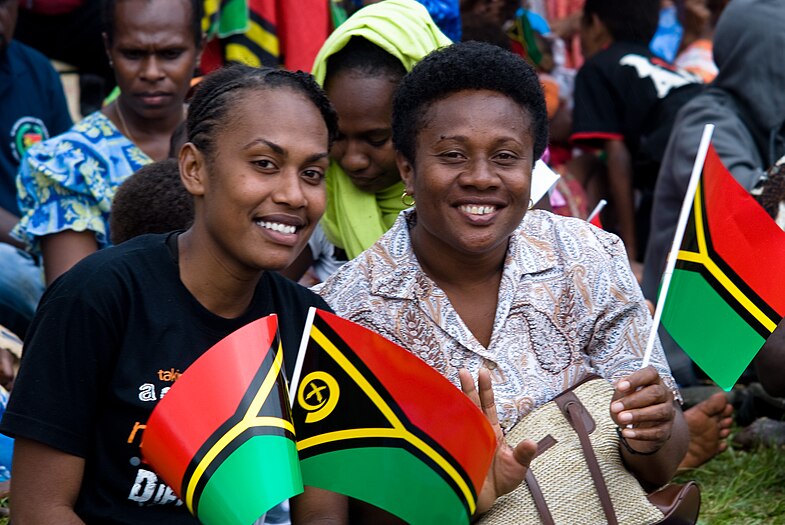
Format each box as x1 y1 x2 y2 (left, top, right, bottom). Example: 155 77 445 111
257 221 297 234
459 204 496 215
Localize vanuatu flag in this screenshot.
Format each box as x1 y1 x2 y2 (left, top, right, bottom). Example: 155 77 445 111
290 308 496 525
141 315 301 525
661 144 785 391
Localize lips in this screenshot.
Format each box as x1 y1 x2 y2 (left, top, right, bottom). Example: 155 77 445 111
346 172 382 190
453 199 506 224
253 214 305 247
137 92 173 106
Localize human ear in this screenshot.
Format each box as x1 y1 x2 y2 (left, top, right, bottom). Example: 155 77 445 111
179 143 206 197
396 151 416 197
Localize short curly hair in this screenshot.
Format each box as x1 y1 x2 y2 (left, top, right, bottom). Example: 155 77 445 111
110 159 194 245
392 41 548 164
582 0 660 45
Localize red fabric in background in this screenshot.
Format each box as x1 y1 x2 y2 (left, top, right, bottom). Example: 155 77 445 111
273 0 330 72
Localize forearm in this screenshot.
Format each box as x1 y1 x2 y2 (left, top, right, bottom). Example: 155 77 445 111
40 230 98 285
290 487 348 525
10 438 86 525
0 207 24 249
622 405 689 490
605 140 637 260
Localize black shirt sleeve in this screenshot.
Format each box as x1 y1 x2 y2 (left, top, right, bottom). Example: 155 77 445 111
0 268 126 457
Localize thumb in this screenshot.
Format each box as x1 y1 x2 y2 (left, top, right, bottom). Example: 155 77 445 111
512 439 538 468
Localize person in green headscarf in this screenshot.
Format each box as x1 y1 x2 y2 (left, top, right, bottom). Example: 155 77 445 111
312 0 451 261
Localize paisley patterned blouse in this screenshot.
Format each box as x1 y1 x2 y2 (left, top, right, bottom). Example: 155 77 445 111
317 209 680 434
13 111 151 255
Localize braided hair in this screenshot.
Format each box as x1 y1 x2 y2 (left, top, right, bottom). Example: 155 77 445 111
186 64 339 160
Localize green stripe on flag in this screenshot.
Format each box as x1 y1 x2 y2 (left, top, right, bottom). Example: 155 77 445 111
197 435 302 525
218 0 249 37
662 268 765 391
301 447 470 525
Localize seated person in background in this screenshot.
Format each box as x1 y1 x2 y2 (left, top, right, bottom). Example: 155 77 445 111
571 0 702 264
673 0 729 84
644 0 785 388
282 0 451 284
0 64 339 524
109 158 194 245
0 0 72 338
294 41 689 524
12 0 203 285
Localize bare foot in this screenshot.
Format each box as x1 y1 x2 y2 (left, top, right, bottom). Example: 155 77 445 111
679 392 733 470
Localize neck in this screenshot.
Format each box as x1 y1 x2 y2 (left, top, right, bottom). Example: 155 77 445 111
410 226 507 290
110 98 185 161
177 228 262 319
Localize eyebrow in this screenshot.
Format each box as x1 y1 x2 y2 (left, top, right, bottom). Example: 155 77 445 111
243 138 285 155
243 138 329 163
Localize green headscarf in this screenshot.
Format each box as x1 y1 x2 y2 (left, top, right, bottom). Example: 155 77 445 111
312 0 451 259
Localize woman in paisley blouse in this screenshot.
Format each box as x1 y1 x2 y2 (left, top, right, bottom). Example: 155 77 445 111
305 41 690 523
13 0 203 284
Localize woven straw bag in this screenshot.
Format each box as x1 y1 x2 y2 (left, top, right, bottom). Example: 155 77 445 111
478 375 699 525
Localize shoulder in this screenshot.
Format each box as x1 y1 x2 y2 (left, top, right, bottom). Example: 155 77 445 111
316 215 408 314
46 234 171 299
21 112 137 182
7 40 59 76
520 210 626 262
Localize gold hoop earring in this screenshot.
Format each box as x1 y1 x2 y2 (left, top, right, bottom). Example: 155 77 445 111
528 199 534 210
401 191 415 207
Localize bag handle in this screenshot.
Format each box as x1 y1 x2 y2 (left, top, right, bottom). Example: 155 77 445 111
557 392 618 525
524 469 556 525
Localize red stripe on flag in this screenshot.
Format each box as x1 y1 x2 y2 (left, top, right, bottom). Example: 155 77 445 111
141 316 278 493
703 145 785 316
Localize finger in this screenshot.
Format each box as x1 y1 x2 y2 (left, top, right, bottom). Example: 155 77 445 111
613 402 674 427
512 439 538 469
477 368 500 428
620 424 672 443
614 366 660 396
458 368 481 408
611 383 670 414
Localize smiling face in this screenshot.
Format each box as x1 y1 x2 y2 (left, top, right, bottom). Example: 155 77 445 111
399 89 534 261
105 0 200 120
325 70 400 193
181 87 329 275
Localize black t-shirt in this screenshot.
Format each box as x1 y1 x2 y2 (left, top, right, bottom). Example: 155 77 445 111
571 41 703 188
0 232 331 524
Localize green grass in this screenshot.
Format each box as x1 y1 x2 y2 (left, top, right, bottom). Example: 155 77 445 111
676 444 785 524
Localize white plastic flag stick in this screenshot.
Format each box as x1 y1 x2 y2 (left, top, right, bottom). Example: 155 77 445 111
587 199 607 223
642 124 715 368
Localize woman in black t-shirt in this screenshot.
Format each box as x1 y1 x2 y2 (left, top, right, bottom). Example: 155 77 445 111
1 65 338 523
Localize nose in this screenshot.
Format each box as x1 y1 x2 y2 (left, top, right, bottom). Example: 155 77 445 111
140 55 165 82
272 169 308 209
338 140 370 173
459 158 501 190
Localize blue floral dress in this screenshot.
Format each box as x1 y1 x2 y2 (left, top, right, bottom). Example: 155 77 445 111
13 111 151 255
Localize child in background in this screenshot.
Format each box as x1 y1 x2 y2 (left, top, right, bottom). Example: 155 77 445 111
109 159 194 245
